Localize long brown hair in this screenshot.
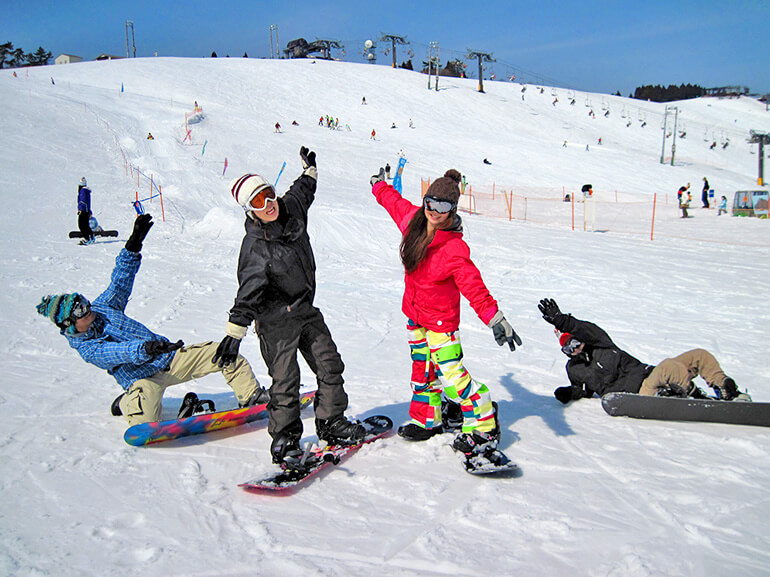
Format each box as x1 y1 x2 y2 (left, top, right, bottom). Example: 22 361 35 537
400 209 431 274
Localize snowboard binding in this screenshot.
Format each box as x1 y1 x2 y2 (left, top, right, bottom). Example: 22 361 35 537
177 392 216 419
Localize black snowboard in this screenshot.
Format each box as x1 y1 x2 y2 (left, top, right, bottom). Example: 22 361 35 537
69 230 118 238
602 392 769 427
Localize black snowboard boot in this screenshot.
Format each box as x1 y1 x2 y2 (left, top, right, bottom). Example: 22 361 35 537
316 415 366 446
238 387 270 408
270 433 302 464
111 393 125 416
397 423 443 441
441 398 464 432
713 377 751 402
452 402 501 455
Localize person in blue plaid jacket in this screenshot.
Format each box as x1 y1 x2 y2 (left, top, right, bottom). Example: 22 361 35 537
37 214 268 425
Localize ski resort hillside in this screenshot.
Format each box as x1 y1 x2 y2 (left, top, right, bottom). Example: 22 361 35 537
1 57 769 577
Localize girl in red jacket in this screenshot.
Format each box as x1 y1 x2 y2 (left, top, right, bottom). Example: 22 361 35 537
371 168 521 455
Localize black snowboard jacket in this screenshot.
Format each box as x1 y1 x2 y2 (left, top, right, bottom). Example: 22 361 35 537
554 314 655 401
228 172 317 328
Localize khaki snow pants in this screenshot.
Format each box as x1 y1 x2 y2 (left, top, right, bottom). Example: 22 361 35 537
638 348 726 396
119 341 260 425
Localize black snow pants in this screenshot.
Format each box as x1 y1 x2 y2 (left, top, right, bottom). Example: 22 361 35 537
256 307 349 441
78 211 94 241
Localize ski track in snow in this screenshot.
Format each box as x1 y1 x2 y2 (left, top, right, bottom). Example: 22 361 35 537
1 58 769 576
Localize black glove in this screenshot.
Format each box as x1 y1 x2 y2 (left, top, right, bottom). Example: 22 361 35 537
489 311 522 351
212 335 241 368
370 167 386 186
125 214 154 253
299 146 316 168
144 339 183 357
554 386 574 404
538 298 562 325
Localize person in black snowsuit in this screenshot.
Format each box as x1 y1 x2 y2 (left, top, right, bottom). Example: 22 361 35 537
214 146 365 464
537 298 750 404
701 177 710 208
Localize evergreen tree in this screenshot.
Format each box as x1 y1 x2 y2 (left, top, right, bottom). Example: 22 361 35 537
211 51 217 58
0 42 13 69
27 47 52 66
243 52 248 58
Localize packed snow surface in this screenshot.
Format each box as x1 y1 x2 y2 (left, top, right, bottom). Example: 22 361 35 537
1 57 769 576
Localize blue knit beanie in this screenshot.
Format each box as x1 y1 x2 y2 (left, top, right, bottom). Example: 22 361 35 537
36 293 82 334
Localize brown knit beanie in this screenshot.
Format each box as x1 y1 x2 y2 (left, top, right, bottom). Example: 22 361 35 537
425 169 461 203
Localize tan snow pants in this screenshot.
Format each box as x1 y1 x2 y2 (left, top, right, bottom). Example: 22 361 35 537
119 341 260 425
638 348 726 396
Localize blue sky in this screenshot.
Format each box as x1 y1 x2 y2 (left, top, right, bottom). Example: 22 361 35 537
3 0 768 95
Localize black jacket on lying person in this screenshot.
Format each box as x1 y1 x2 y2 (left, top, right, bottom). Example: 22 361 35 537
554 313 655 401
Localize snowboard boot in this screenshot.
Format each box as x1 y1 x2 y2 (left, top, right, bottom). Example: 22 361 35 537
712 377 751 402
238 387 270 408
316 415 366 446
397 423 443 441
452 402 501 455
270 433 303 465
111 393 125 416
441 398 464 432
177 392 216 418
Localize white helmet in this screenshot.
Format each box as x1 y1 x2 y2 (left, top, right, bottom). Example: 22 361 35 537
79 177 87 186
229 173 273 208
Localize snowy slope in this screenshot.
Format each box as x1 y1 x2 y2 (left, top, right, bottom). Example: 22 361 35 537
1 57 769 577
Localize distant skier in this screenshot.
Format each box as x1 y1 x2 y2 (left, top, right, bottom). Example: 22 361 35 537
274 122 281 133
483 158 492 165
677 183 690 208
370 129 376 140
76 177 95 245
718 195 728 215
702 177 710 208
385 163 391 179
537 298 750 403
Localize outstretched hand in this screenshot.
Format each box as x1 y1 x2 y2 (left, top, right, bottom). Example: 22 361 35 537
299 146 316 169
489 311 522 352
125 213 154 253
538 298 562 324
370 167 386 186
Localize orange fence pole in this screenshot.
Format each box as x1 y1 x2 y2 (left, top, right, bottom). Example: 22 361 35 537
650 193 657 241
159 185 165 222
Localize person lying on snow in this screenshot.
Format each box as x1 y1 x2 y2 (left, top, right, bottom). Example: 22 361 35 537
537 298 750 404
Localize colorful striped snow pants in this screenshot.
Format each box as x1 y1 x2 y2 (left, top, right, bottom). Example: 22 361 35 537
407 320 496 433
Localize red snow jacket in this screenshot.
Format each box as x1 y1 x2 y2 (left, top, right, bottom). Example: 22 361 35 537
372 181 498 332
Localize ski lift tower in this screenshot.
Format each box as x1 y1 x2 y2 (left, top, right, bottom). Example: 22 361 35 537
125 20 136 58
380 34 408 68
269 25 280 59
466 50 495 93
749 130 770 185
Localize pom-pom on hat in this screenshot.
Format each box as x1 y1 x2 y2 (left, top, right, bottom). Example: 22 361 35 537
425 169 462 204
229 174 274 209
36 293 81 334
558 332 573 348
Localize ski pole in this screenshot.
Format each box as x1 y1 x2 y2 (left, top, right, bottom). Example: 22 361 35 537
274 161 287 188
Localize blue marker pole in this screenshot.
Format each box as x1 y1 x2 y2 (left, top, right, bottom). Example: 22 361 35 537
274 161 287 188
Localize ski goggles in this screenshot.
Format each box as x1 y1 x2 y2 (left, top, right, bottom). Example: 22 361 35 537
244 186 277 212
59 296 91 330
561 337 583 356
423 195 457 214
